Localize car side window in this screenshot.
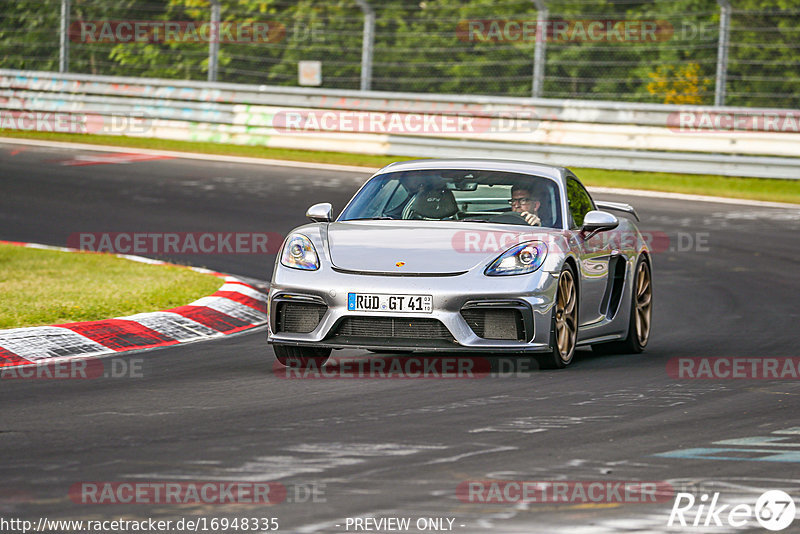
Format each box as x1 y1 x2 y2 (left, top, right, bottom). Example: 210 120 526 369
566 177 594 228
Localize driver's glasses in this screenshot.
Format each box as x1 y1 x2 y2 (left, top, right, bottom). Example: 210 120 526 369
508 197 531 206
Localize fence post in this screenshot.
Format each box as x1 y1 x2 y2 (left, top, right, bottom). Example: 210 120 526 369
354 0 374 91
208 0 221 82
532 0 548 98
59 0 70 72
714 0 731 106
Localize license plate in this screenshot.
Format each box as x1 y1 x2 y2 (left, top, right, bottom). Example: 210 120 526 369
347 293 432 313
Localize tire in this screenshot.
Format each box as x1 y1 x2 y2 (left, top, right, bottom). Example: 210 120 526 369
273 344 331 368
538 264 578 369
592 256 652 355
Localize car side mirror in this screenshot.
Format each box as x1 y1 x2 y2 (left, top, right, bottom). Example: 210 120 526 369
306 202 332 222
582 210 619 238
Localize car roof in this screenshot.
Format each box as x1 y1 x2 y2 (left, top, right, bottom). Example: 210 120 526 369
376 159 568 182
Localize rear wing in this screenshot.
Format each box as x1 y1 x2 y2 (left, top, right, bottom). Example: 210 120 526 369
594 201 639 222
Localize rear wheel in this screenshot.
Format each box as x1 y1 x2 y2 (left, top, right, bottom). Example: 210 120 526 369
538 265 578 369
273 344 331 368
593 257 652 355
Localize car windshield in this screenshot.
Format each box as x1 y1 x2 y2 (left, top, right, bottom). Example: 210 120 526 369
338 169 563 228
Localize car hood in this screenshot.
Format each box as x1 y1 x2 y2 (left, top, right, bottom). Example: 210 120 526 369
326 221 551 274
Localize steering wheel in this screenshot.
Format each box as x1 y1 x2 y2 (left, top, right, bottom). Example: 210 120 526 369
488 211 530 225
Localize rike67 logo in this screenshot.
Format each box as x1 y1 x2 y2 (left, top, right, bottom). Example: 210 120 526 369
668 490 796 531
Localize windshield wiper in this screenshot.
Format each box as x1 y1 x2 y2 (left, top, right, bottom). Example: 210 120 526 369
347 216 395 221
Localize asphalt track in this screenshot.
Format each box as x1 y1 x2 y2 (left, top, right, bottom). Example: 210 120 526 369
2 142 800 533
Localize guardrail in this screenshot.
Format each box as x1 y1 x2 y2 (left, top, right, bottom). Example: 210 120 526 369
2 69 800 179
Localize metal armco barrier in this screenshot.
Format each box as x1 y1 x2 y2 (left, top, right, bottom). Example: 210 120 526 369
2 69 799 179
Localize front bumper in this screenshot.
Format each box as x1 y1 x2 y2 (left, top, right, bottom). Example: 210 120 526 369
267 264 559 353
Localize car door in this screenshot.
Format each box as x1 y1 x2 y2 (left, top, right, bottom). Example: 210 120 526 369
565 176 612 327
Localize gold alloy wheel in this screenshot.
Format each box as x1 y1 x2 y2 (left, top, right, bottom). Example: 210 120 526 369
555 269 578 362
634 261 652 346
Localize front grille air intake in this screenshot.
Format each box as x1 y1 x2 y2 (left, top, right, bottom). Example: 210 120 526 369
334 316 453 340
461 308 526 341
276 302 327 333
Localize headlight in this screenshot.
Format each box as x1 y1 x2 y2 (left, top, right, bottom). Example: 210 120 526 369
485 241 547 276
280 234 320 270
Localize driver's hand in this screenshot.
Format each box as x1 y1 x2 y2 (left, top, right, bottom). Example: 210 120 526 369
519 211 541 226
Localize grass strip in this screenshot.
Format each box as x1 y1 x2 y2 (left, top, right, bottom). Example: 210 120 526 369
0 244 223 329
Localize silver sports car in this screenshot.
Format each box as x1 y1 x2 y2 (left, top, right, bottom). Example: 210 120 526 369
267 159 652 369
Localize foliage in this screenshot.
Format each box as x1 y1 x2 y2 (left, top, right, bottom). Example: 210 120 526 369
647 63 712 104
0 0 797 107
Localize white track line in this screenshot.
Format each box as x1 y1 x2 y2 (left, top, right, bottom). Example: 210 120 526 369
588 186 800 209
0 137 376 173
2 136 798 210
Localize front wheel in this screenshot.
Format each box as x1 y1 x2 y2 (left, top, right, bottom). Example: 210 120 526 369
273 344 331 368
593 257 652 355
538 265 578 369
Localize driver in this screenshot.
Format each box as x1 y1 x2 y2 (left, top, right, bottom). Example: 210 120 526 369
509 184 542 226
